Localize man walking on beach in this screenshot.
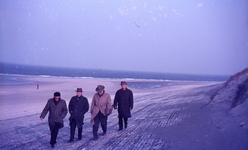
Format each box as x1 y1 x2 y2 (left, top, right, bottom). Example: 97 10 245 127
90 85 112 140
68 88 89 142
40 92 68 148
114 81 133 131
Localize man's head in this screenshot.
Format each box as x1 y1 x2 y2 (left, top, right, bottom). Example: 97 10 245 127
77 92 82 97
98 90 104 95
54 92 61 102
121 81 127 90
95 85 105 95
76 88 83 97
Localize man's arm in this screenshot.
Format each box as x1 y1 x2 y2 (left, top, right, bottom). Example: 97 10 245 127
106 95 113 115
113 91 118 109
68 97 73 114
61 101 68 119
90 95 95 114
83 98 89 114
40 100 50 121
129 91 134 110
107 95 112 110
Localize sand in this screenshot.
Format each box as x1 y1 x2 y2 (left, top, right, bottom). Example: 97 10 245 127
0 75 247 150
0 76 208 120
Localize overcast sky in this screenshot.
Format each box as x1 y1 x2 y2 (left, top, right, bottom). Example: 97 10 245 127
0 0 247 75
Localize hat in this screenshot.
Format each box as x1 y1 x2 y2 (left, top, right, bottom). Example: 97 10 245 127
76 88 83 92
95 85 105 92
120 81 127 85
54 92 61 97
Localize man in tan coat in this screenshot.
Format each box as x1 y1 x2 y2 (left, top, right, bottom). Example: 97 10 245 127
90 85 112 140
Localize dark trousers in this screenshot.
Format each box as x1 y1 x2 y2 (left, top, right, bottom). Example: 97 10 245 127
70 119 82 140
93 112 107 138
50 123 60 145
119 117 128 129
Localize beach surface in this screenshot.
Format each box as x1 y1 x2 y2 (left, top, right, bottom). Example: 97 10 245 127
0 75 247 150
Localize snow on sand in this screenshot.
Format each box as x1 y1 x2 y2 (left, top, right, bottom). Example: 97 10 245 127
0 75 247 150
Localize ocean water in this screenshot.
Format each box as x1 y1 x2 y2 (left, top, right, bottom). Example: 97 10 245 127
127 81 211 89
0 63 229 87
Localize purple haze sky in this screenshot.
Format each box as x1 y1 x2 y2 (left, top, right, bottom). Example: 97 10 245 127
0 0 247 75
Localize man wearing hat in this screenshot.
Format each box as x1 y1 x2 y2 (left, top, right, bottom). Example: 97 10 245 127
68 88 89 142
114 81 133 131
40 92 68 148
90 85 112 140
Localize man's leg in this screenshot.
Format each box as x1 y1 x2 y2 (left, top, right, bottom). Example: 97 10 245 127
78 127 83 140
70 119 76 141
100 113 107 134
50 123 59 146
118 117 123 130
93 112 100 138
124 118 128 128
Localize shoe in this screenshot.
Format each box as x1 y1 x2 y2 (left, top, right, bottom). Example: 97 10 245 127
118 128 123 131
125 124 128 128
68 139 74 143
93 137 98 141
78 137 82 141
51 144 55 148
103 133 106 136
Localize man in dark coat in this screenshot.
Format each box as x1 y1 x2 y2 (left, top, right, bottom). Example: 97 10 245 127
68 88 89 142
40 92 68 148
114 81 133 131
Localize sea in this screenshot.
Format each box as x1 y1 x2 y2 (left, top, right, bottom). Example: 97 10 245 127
0 63 230 89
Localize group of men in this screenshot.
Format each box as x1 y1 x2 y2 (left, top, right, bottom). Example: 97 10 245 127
40 81 133 148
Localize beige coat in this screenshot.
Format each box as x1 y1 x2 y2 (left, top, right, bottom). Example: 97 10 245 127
90 92 112 125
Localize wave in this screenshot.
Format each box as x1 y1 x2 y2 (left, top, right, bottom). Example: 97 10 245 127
0 73 224 83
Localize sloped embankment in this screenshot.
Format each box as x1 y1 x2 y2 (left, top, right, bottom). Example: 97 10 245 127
210 68 248 109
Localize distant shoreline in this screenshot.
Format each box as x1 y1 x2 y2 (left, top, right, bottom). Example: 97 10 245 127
0 72 228 82
0 73 224 88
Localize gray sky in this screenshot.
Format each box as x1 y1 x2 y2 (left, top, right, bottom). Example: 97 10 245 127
0 0 247 75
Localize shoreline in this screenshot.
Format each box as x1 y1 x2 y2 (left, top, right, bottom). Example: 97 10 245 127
0 73 227 84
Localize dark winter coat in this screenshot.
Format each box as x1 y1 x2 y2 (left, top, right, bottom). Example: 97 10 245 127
40 98 68 131
69 95 89 128
114 88 133 118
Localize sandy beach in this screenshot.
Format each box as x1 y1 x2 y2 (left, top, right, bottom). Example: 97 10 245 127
1 0 247 149
0 75 247 150
0 75 210 120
